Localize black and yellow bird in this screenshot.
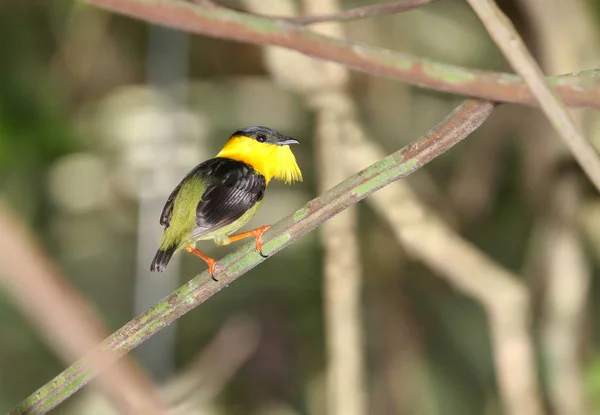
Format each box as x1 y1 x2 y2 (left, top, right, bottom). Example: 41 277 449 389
150 126 302 277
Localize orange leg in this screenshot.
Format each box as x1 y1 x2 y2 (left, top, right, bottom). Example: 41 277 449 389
186 245 218 281
227 225 271 257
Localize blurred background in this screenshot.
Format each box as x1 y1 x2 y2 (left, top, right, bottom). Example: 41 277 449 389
2 0 600 414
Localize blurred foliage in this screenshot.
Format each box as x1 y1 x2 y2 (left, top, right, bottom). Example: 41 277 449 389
2 0 600 414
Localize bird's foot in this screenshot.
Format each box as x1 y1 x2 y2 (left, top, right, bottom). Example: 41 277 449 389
186 245 218 281
253 225 271 257
227 225 272 257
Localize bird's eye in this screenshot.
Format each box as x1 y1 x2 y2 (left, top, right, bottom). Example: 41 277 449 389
256 134 267 143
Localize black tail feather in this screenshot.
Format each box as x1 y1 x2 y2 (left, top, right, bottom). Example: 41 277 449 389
150 245 177 272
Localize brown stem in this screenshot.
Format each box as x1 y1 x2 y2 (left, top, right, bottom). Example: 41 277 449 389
84 0 600 108
0 202 166 414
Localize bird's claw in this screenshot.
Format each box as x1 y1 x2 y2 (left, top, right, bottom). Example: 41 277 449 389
254 225 271 258
186 245 219 282
207 260 218 281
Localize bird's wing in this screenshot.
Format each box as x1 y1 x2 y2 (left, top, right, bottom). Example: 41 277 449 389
159 159 214 228
192 169 266 237
159 183 183 228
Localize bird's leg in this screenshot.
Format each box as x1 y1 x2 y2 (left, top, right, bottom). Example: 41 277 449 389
186 245 218 281
225 225 271 258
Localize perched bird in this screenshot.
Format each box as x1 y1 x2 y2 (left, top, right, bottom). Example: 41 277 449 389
150 126 302 278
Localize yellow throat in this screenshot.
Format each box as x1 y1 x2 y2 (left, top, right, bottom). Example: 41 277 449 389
216 135 302 185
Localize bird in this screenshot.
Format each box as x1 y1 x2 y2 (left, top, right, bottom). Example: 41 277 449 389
150 126 302 279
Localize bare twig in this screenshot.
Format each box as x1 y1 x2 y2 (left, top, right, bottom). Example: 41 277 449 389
273 0 437 25
193 0 437 24
83 0 600 109
190 0 220 10
9 99 494 414
464 0 600 191
0 201 166 415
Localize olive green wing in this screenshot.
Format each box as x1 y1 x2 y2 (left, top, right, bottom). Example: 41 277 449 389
159 183 182 228
159 159 213 229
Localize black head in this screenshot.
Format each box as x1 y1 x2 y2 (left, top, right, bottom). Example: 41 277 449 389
232 126 299 146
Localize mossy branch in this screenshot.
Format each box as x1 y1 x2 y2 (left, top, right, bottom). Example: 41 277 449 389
83 0 600 108
9 99 494 415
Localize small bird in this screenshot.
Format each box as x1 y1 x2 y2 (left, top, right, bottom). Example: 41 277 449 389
150 126 302 278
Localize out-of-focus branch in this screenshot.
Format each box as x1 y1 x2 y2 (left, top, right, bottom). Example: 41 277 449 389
266 0 437 25
0 201 166 415
10 99 494 414
242 0 543 412
340 123 544 415
71 316 261 415
194 0 437 25
464 0 600 192
83 0 600 109
541 172 590 415
243 0 368 413
165 316 260 409
515 1 599 414
448 107 519 225
316 102 367 415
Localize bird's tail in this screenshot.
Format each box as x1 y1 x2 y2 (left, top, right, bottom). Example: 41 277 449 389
150 244 177 272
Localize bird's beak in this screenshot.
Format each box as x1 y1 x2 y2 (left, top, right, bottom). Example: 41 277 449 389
276 136 299 145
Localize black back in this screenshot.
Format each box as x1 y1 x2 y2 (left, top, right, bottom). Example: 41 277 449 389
160 158 266 236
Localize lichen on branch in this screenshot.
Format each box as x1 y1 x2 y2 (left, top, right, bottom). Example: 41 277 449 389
9 99 494 415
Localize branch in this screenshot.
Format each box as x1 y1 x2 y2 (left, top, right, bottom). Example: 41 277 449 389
515 0 598 413
267 0 437 25
541 173 590 415
9 99 494 414
289 0 368 413
347 136 544 415
465 0 600 194
83 0 600 109
193 0 437 24
0 201 166 415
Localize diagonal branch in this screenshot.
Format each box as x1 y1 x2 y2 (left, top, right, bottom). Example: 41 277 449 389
193 0 437 24
83 0 600 109
0 201 166 415
465 0 600 195
9 99 494 415
221 0 439 25
281 0 437 25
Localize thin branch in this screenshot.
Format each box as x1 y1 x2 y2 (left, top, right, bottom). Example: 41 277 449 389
270 0 437 25
83 0 600 109
9 99 494 415
190 0 221 10
0 201 166 415
465 0 600 191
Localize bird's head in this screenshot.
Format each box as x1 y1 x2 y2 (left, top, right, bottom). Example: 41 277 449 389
216 126 302 185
